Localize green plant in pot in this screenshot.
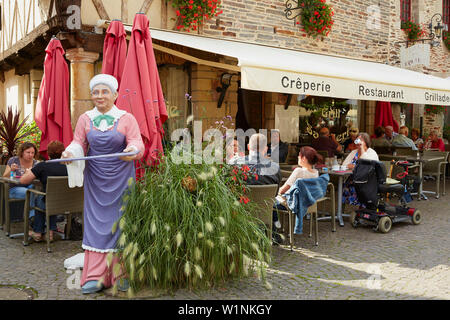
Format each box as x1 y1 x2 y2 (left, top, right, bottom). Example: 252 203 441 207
111 149 272 296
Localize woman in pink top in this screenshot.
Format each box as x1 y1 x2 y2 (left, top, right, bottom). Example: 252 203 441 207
272 147 322 244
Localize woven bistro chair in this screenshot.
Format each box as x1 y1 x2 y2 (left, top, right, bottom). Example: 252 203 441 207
280 169 292 184
1 180 27 237
23 176 84 252
0 165 6 230
246 184 279 243
276 182 336 250
421 150 449 198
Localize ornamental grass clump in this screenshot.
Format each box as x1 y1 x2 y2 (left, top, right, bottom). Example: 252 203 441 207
115 151 272 293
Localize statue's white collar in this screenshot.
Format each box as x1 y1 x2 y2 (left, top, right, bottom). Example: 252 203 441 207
86 105 126 131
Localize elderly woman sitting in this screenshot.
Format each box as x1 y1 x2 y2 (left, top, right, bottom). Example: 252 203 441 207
342 132 379 206
3 142 38 216
20 141 68 242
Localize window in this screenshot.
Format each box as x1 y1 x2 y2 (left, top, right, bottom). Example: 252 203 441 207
400 0 412 22
444 0 450 26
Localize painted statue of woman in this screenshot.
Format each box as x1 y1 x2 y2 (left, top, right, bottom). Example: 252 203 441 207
62 74 144 294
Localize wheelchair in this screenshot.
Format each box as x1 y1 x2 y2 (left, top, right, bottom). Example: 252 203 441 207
349 159 422 233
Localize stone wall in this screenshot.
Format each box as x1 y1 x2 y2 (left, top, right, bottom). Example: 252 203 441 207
199 0 449 73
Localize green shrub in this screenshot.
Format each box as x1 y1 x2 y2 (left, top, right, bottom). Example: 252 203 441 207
112 150 272 295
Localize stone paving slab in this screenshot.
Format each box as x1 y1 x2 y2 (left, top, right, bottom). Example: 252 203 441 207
0 181 449 300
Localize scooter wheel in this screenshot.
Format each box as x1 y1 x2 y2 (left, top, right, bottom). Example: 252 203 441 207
412 209 422 225
378 216 392 233
350 211 358 228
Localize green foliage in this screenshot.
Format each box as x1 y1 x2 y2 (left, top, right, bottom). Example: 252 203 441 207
298 0 334 38
114 150 272 293
443 125 450 141
0 106 34 158
17 121 42 151
424 105 447 115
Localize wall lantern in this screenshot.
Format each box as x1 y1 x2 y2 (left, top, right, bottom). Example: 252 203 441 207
427 13 445 47
399 13 447 47
216 73 235 108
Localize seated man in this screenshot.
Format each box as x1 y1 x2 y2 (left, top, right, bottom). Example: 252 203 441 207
384 125 398 144
392 126 417 150
19 141 68 242
311 127 342 157
371 126 391 148
343 127 359 152
234 133 281 186
268 130 289 163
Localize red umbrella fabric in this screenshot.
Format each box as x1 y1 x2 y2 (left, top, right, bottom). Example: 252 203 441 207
116 13 168 177
35 38 73 160
102 20 127 87
375 101 399 133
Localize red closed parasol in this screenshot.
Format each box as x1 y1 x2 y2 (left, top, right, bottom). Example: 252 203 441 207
35 38 73 159
116 14 168 177
102 20 127 87
375 101 399 133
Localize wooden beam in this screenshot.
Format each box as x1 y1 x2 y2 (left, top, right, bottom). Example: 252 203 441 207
92 0 110 20
25 0 33 36
121 0 128 24
139 0 154 14
161 0 167 29
152 43 240 72
47 0 55 21
15 52 45 75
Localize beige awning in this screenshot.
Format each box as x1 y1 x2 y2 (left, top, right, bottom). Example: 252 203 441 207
99 21 450 106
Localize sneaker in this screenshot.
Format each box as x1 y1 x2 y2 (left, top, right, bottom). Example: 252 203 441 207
272 232 283 245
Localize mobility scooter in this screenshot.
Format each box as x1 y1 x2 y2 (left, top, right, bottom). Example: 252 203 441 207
350 159 422 233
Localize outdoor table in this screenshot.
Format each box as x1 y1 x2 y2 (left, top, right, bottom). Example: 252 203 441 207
0 177 41 238
321 169 353 227
377 154 445 200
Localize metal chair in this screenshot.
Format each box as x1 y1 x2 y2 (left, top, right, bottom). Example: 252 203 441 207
276 182 335 250
421 151 449 198
23 176 84 252
246 184 279 244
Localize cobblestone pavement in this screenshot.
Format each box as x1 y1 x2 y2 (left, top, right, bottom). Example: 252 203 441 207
0 180 449 300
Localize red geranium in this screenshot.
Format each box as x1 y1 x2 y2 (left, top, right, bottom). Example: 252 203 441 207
298 0 334 39
172 0 223 32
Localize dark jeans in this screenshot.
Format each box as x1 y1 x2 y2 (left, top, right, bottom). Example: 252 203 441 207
32 195 56 233
272 200 287 223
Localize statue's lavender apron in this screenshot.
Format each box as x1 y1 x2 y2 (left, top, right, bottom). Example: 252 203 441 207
82 119 134 251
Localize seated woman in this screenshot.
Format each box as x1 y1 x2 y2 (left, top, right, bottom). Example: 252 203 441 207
342 132 379 206
3 142 38 216
20 141 68 242
272 146 322 242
